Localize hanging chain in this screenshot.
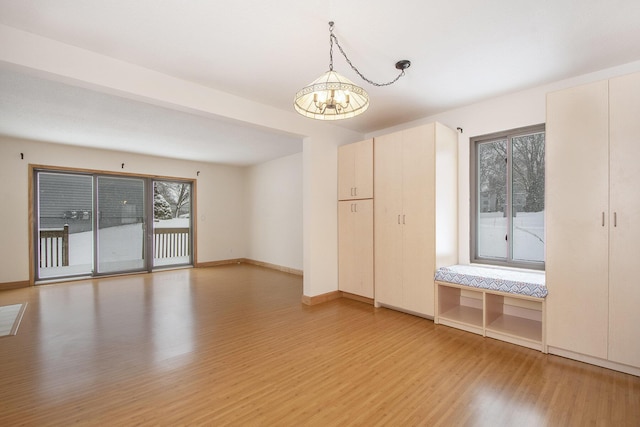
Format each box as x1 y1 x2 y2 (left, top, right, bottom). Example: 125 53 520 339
329 23 334 71
327 22 406 87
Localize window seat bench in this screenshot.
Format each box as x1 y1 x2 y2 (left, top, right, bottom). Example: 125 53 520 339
434 265 547 352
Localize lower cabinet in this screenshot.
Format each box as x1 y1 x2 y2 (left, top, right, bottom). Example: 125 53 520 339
338 199 373 299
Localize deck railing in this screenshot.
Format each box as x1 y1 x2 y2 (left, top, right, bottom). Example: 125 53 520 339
39 225 190 268
39 225 69 267
154 227 190 259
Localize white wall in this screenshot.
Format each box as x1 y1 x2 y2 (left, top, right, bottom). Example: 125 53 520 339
0 137 248 283
245 152 303 270
368 60 640 265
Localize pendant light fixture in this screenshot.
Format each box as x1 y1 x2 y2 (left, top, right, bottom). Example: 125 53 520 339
294 21 411 120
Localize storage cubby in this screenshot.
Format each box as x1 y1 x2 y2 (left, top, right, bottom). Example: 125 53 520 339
435 281 546 352
436 283 483 335
485 294 543 350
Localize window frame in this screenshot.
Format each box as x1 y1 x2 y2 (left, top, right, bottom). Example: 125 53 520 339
470 123 546 270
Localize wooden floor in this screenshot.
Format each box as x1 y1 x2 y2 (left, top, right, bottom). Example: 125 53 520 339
0 265 638 426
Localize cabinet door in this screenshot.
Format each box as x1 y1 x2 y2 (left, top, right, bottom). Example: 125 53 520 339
338 200 374 298
338 139 373 200
354 139 373 199
401 125 436 315
374 131 404 307
354 200 374 298
338 201 356 294
608 72 640 367
545 81 610 359
338 143 356 200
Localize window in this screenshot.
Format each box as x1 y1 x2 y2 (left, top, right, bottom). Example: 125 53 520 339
470 124 545 269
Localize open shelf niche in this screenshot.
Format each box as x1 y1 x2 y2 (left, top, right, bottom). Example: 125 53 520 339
435 281 546 352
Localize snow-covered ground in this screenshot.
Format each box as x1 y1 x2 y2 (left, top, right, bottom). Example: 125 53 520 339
154 218 190 229
40 218 191 279
478 211 544 262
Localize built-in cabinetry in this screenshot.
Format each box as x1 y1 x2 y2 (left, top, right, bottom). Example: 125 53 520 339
338 139 374 299
338 138 373 200
546 72 640 373
374 123 458 317
338 199 373 298
435 281 545 352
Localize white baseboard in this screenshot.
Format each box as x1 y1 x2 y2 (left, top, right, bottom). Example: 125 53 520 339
548 346 640 377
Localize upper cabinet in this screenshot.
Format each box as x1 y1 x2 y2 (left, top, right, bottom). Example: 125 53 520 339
338 138 373 200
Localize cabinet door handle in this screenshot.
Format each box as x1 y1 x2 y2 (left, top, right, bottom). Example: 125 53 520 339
398 215 401 224
403 215 406 225
602 212 605 227
614 212 617 227
354 187 358 197
354 203 357 213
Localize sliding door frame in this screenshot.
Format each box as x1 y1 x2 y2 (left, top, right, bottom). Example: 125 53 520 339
29 164 197 285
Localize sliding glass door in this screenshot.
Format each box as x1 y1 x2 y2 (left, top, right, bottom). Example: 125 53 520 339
37 172 94 280
35 170 193 282
152 181 192 268
96 176 146 274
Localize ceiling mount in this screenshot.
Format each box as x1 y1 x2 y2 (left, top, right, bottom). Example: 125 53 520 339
395 60 411 71
294 21 411 121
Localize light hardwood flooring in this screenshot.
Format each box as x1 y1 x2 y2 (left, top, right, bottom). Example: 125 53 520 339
0 264 638 426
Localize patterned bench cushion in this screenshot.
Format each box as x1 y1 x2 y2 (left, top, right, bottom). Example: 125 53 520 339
435 264 547 298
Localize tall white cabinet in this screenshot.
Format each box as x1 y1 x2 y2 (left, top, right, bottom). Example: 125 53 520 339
546 71 640 372
374 123 458 317
608 73 640 368
338 139 374 299
546 80 610 359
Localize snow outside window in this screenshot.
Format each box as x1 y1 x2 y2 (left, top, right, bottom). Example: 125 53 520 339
471 124 545 270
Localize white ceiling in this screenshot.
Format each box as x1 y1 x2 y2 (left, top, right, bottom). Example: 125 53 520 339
0 68 303 166
1 0 640 165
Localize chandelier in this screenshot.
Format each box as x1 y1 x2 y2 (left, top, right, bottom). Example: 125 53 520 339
294 22 411 120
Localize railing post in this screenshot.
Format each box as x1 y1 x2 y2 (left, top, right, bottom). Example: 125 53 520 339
62 224 69 266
